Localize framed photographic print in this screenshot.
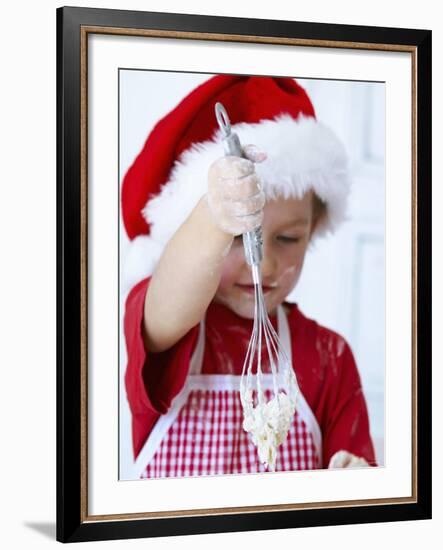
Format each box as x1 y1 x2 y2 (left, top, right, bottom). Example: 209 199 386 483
56 6 432 543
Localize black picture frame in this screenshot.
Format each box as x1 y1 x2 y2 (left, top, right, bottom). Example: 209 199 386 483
56 5 432 543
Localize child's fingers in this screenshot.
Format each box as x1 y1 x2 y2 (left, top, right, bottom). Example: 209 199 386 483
219 173 262 200
207 199 263 236
229 191 266 217
241 211 264 232
229 211 264 235
207 153 265 235
242 144 267 163
328 450 369 469
209 156 254 180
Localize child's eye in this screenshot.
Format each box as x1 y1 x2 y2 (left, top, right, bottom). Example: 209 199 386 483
276 235 301 244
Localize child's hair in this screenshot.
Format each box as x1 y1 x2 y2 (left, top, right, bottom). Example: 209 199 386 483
312 193 327 232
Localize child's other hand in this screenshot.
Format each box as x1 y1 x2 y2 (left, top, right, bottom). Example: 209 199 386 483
328 450 369 469
207 144 267 236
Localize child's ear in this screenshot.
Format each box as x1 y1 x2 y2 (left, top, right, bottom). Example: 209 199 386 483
308 215 320 240
310 193 327 238
309 216 318 239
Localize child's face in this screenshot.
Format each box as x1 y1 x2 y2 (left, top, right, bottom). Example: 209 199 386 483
214 191 317 319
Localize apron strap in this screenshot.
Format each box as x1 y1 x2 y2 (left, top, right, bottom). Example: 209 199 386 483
278 304 323 465
277 304 291 360
189 316 205 374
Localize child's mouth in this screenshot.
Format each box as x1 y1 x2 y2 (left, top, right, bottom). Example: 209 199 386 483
236 283 276 295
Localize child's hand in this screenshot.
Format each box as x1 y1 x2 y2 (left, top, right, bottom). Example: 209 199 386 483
207 144 267 236
328 450 370 469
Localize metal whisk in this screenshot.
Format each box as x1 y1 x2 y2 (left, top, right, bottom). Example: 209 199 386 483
215 102 299 470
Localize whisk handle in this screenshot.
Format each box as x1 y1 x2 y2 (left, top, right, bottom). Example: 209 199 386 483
215 102 263 267
222 130 243 158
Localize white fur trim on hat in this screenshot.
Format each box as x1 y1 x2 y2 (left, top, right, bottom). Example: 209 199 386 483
122 114 351 291
121 234 164 295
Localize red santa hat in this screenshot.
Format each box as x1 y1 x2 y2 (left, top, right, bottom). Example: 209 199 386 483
121 75 350 292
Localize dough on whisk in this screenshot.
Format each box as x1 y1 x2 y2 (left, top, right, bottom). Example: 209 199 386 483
241 390 296 470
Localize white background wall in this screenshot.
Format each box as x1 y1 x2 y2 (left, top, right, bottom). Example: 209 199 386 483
0 0 439 549
119 72 385 476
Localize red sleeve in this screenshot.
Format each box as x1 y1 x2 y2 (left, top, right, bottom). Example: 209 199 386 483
123 277 199 459
321 341 377 467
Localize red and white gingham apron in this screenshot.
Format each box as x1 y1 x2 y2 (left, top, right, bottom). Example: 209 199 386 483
135 306 322 479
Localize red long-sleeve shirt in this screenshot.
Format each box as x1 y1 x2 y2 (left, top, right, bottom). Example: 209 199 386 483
124 277 376 468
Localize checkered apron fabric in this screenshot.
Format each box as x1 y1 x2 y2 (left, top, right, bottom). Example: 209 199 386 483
141 385 320 479
137 305 322 479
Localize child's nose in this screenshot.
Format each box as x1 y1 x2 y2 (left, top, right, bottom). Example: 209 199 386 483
260 243 278 280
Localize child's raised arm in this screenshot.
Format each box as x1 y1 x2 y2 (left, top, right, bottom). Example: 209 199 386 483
143 145 266 352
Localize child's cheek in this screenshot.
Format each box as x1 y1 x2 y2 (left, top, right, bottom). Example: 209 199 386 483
218 246 245 289
278 265 298 283
278 265 299 290
279 244 309 284
277 258 304 294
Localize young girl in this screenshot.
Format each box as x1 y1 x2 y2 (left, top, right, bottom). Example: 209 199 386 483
122 75 376 479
